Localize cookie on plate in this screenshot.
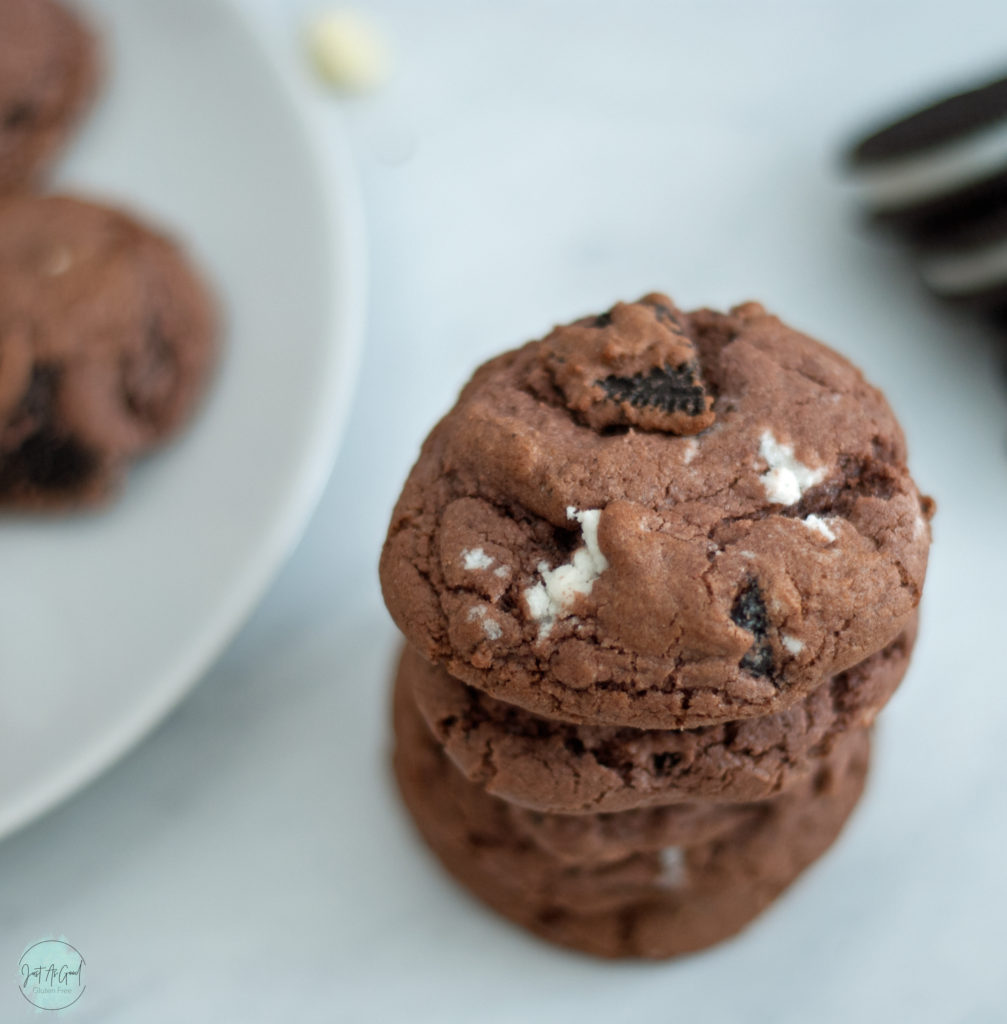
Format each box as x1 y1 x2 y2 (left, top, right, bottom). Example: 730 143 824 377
0 0 98 193
0 194 217 508
403 615 914 813
380 295 933 729
393 675 870 959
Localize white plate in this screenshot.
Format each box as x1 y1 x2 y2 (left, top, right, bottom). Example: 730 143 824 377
0 0 364 838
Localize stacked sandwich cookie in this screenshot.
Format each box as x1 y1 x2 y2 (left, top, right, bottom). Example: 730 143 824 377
847 70 1007 311
380 295 933 958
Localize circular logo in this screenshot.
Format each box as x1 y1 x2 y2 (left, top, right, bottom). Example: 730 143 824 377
18 939 85 1011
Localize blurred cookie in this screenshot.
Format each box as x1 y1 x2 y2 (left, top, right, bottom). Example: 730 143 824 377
847 71 1007 240
0 194 217 508
393 675 870 959
380 295 933 729
0 0 98 193
404 617 913 813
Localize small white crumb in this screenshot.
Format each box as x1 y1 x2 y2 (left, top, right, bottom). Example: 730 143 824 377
42 246 72 276
493 565 511 579
803 514 836 543
657 847 687 888
466 604 502 641
461 547 494 571
782 634 804 656
523 507 609 638
758 431 825 506
305 10 390 92
683 439 699 465
740 550 757 560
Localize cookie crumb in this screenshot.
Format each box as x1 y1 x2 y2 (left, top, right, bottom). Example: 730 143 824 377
758 431 825 506
657 847 687 888
305 10 390 92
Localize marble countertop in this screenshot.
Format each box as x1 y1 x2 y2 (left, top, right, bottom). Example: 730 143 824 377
2 1 1006 1020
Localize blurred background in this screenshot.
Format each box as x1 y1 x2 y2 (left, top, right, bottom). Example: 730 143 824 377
2 0 1007 1020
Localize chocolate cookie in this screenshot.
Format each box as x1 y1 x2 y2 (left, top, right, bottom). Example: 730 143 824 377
403 615 913 813
0 195 217 508
394 652 763 862
380 295 932 729
0 0 98 193
393 676 870 959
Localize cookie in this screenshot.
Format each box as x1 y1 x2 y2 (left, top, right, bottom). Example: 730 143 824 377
911 202 1007 307
847 71 1007 239
395 649 763 862
0 0 98 193
403 615 914 813
0 194 217 508
393 676 870 959
380 295 933 729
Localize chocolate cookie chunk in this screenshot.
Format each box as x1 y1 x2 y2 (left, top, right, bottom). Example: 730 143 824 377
0 195 217 508
403 619 913 813
537 294 715 434
394 677 870 959
0 0 98 193
380 296 933 729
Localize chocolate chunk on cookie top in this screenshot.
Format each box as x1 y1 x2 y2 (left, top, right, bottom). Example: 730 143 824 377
380 296 933 729
0 0 99 193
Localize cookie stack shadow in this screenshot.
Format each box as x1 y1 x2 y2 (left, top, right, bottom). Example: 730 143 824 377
381 295 933 959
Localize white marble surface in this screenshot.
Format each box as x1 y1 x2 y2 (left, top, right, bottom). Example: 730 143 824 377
3 1 1007 1021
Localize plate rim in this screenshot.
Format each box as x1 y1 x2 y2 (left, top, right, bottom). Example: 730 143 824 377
0 0 366 840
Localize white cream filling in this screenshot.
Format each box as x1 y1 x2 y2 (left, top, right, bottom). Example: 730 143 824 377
759 432 825 506
523 507 608 637
851 116 1007 208
918 234 1007 294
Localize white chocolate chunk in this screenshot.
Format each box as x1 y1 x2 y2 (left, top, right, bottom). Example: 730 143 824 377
523 507 609 637
306 11 390 92
803 514 836 542
759 431 825 506
466 604 502 641
461 547 494 571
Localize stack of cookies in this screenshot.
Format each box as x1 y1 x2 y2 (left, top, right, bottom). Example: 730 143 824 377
380 295 933 958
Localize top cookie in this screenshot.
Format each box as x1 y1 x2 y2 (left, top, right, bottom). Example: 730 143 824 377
380 295 933 729
0 0 98 193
